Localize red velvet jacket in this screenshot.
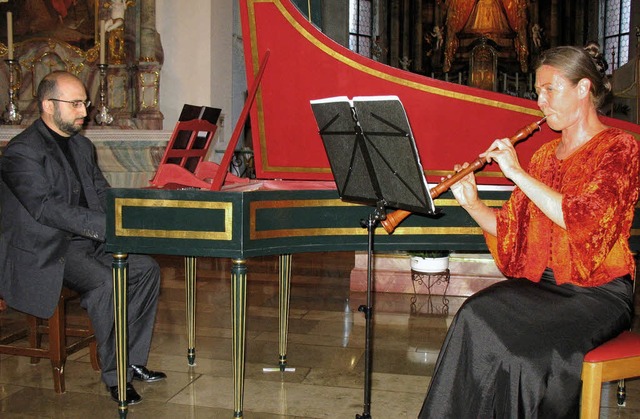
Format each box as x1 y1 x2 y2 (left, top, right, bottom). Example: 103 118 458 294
485 127 639 286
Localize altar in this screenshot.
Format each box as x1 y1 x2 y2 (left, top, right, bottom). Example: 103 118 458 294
0 0 164 130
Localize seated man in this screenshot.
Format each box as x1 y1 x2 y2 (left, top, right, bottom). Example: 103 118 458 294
0 71 165 404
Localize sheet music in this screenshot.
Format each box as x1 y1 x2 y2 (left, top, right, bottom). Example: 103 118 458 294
310 95 436 215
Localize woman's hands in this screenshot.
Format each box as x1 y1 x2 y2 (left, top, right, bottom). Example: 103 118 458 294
482 137 524 181
466 136 565 230
443 138 525 237
448 136 521 209
448 162 480 210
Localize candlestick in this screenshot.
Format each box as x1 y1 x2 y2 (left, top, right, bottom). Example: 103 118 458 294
3 59 22 125
6 11 13 60
99 20 106 65
95 64 113 125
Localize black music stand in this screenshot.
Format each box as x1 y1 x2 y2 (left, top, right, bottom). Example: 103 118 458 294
311 95 436 419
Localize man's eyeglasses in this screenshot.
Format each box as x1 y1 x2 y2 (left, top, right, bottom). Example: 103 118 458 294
48 98 91 109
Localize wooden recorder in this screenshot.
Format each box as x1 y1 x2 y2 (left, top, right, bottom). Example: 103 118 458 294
380 117 547 234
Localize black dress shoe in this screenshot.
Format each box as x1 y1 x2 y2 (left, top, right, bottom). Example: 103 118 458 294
130 364 167 383
108 383 142 405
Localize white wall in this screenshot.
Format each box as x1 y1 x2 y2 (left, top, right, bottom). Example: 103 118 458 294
156 0 235 151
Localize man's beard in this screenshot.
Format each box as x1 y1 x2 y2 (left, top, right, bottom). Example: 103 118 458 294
53 107 83 135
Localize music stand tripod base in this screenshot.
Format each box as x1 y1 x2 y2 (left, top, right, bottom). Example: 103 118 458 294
263 355 295 373
262 367 296 372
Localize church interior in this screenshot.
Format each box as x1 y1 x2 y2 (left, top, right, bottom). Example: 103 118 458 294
0 0 640 418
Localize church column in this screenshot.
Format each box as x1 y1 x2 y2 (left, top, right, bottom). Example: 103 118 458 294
412 0 422 72
574 0 586 44
374 0 389 64
322 1 348 48
401 0 411 67
137 0 163 129
549 0 559 47
139 0 159 60
530 0 539 26
389 0 401 67
423 0 436 73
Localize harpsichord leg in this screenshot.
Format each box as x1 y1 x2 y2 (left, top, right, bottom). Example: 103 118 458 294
263 254 295 373
278 254 294 371
231 258 247 418
185 256 197 365
112 253 129 419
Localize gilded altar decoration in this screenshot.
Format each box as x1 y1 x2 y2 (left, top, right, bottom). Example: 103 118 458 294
464 0 512 37
470 38 497 91
442 0 530 72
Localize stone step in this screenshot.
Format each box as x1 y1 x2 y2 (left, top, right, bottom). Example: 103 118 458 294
350 251 506 297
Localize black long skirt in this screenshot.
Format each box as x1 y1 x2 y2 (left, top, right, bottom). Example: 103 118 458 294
418 269 633 419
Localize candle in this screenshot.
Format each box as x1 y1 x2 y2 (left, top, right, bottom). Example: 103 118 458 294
99 20 106 64
7 11 13 60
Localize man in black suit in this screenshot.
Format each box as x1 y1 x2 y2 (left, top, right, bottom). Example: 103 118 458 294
0 71 165 404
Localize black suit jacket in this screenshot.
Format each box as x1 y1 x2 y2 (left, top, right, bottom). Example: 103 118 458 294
0 119 109 318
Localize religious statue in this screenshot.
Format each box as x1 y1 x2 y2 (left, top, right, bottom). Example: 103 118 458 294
399 56 412 70
105 0 127 32
531 23 543 50
431 25 444 51
371 36 387 61
104 0 131 64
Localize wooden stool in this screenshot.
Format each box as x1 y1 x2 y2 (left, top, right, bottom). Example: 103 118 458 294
580 330 640 418
0 287 100 393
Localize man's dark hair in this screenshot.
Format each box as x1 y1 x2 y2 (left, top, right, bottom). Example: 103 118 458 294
36 71 68 113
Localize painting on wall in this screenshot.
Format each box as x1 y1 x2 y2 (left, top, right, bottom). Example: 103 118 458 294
0 0 99 51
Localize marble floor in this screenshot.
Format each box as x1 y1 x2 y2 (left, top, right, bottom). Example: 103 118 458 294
0 251 639 418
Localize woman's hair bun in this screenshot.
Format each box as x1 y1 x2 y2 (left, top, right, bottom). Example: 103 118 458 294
584 41 609 78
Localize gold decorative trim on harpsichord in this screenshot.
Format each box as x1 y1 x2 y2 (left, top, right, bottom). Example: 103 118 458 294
248 197 506 240
249 198 364 239
113 198 233 240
